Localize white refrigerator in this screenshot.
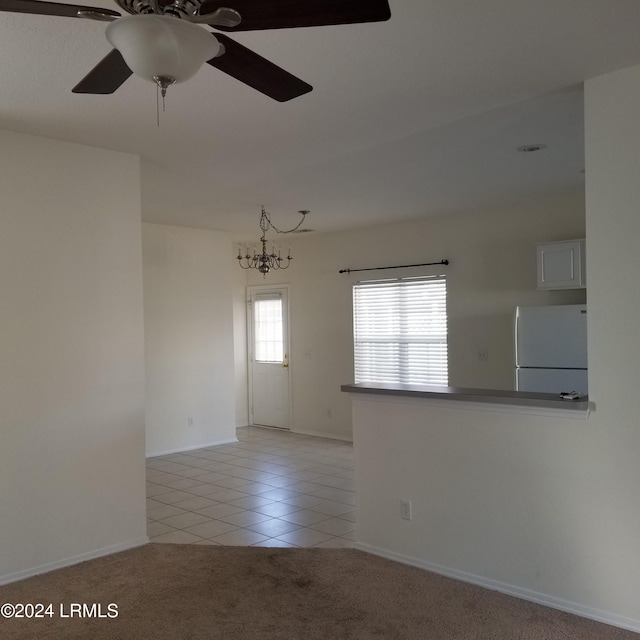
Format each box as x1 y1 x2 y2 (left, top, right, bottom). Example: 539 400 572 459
514 304 588 395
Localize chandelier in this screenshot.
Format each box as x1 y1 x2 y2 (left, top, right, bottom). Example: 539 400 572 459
237 207 309 276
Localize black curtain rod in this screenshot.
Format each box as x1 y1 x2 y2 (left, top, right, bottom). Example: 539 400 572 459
339 259 449 274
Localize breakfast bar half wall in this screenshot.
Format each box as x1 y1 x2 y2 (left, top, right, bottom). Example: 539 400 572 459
341 383 638 633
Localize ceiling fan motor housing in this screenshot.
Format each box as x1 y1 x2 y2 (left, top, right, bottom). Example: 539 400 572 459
115 0 204 18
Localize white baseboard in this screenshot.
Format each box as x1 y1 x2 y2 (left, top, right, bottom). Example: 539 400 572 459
354 542 640 634
0 536 149 587
291 428 353 443
146 437 238 458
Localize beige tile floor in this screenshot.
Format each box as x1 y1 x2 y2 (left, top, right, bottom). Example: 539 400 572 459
147 426 356 547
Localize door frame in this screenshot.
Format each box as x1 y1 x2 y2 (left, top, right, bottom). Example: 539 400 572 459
246 284 292 429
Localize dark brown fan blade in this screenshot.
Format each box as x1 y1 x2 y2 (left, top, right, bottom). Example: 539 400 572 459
72 49 132 94
208 34 312 102
0 0 119 18
203 0 390 31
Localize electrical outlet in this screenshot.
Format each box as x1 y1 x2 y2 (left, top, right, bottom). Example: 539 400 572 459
327 408 333 419
400 499 412 521
477 349 489 362
188 416 194 427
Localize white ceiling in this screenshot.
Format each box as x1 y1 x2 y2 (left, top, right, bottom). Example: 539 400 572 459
2 0 640 235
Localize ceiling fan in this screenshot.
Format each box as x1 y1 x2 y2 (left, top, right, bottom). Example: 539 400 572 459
0 0 391 101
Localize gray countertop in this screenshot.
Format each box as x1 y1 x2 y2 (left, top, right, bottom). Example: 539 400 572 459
340 382 590 411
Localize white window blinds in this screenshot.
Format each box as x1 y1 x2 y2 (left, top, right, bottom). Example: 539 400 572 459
353 276 448 386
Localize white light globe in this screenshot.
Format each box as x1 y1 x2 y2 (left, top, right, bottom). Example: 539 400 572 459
106 14 219 84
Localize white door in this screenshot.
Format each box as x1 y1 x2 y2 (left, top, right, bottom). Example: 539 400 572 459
248 286 290 429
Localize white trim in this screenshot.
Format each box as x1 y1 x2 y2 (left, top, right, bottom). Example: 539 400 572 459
247 424 290 432
291 427 353 443
0 537 149 587
354 542 640 634
146 437 238 458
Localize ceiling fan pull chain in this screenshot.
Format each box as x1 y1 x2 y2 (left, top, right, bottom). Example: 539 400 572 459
153 76 175 126
155 84 167 126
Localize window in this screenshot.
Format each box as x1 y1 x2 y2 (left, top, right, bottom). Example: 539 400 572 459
253 294 284 363
353 276 448 385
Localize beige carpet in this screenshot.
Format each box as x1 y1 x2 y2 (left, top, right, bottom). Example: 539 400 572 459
0 544 637 639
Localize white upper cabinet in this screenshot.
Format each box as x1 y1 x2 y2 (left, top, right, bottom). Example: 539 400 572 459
536 239 586 290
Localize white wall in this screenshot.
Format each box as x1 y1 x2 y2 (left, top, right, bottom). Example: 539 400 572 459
352 398 622 620
0 130 146 583
583 60 640 625
349 62 640 632
143 223 237 456
240 194 585 440
232 253 249 428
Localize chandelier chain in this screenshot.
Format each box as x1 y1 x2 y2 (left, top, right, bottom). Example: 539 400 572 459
263 207 308 235
237 206 309 277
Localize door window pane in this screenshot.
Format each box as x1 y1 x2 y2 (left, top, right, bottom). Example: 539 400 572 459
254 297 284 363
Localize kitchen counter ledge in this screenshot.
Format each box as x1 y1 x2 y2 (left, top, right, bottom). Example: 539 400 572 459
341 383 591 416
